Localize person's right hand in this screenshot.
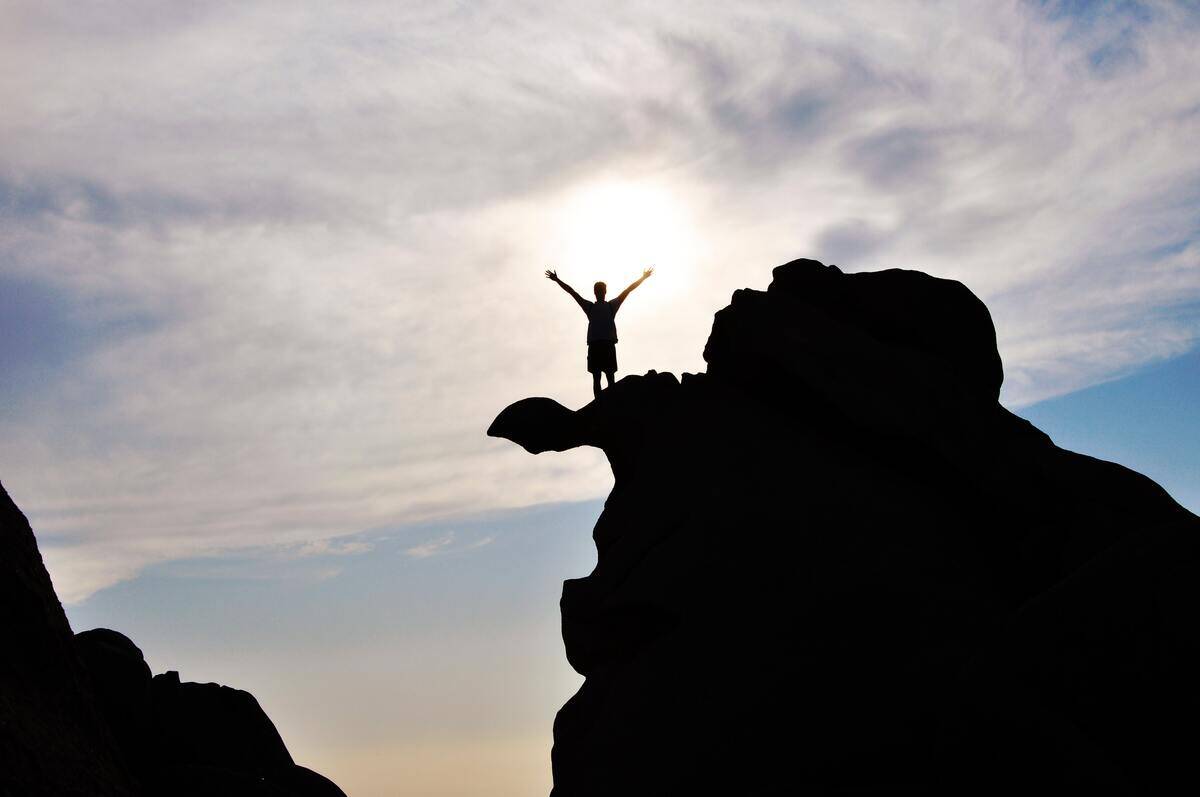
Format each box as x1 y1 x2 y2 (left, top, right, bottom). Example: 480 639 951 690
545 269 558 282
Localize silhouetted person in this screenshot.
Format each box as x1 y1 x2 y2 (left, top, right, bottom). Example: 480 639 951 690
546 267 654 398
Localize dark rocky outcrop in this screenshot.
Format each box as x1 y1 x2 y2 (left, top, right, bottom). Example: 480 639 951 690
75 630 345 797
0 484 134 797
1 483 345 797
490 258 1200 796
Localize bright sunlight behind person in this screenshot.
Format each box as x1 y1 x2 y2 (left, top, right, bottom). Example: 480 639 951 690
556 180 697 298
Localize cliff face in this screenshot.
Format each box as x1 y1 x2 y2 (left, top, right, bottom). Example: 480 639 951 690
0 482 345 797
490 258 1200 796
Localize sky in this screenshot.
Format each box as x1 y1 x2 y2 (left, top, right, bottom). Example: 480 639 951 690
2 1 1199 795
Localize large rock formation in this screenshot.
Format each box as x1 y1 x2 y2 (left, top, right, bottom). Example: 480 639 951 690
0 483 345 797
490 258 1200 796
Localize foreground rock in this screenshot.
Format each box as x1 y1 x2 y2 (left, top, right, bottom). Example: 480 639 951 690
0 483 345 797
1 483 133 796
491 258 1200 796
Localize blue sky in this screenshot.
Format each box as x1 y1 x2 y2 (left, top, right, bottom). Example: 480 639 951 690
3 1 1200 795
1019 346 1200 513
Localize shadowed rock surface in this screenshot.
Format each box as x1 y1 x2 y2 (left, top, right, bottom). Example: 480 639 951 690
490 258 1200 796
1 483 345 797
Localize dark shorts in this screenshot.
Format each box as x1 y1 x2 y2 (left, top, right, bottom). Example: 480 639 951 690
587 342 617 374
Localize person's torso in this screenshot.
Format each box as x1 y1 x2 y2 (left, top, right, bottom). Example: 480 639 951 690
586 300 618 343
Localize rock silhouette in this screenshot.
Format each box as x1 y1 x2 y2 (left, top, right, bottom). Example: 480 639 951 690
1 482 134 796
490 258 1200 796
0 482 345 797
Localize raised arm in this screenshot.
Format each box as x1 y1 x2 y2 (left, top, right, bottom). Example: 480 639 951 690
545 269 589 311
614 267 654 309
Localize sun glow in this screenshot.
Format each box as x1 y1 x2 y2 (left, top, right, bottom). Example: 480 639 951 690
556 180 696 298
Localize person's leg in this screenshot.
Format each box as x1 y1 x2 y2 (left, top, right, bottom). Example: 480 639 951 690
592 371 602 399
605 370 615 389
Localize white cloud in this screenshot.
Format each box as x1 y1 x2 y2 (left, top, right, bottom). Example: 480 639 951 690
404 533 456 560
3 1 1200 601
404 532 495 560
293 539 375 557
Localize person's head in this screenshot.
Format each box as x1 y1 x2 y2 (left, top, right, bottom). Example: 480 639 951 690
593 281 607 301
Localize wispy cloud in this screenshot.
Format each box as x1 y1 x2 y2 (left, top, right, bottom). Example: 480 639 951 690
3 1 1200 601
292 539 375 558
404 532 494 560
404 534 456 560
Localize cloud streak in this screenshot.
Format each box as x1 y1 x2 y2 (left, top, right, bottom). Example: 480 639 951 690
2 1 1200 601
404 532 494 560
